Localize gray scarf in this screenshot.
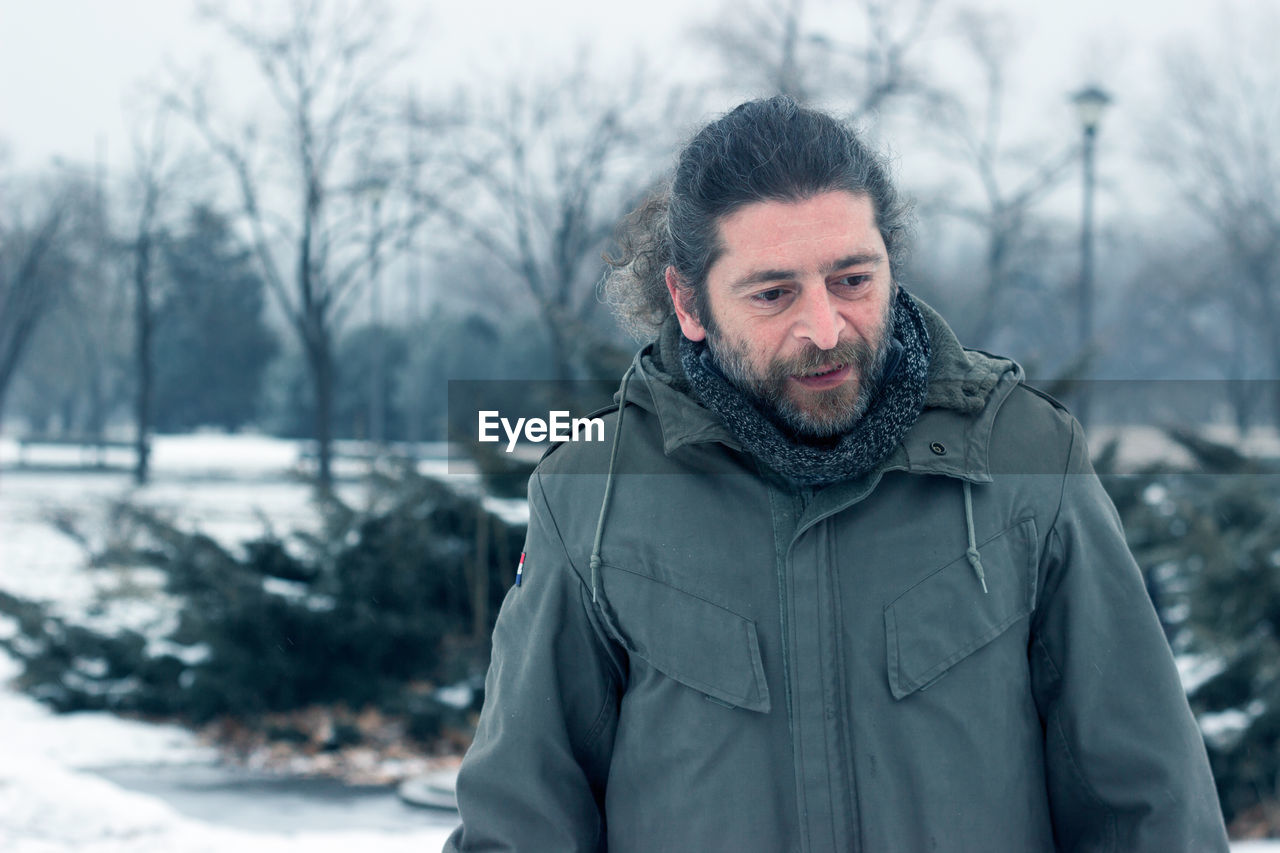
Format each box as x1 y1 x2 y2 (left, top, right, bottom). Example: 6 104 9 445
679 288 932 486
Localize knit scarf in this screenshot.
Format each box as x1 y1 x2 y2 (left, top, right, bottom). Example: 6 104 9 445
679 287 932 486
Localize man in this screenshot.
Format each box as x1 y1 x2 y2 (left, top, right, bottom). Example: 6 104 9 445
444 97 1228 852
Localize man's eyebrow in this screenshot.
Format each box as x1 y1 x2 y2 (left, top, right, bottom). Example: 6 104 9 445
823 252 883 274
729 268 799 291
728 252 884 292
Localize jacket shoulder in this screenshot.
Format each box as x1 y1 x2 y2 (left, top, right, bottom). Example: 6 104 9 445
987 381 1082 477
1016 382 1073 416
533 389 675 481
535 402 620 467
532 405 623 477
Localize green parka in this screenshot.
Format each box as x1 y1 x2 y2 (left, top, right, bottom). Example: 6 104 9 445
444 302 1228 852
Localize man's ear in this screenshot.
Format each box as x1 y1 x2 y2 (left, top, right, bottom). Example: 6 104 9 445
665 266 707 342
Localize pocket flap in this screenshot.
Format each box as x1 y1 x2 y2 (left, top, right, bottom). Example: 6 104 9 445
601 565 771 713
885 518 1037 699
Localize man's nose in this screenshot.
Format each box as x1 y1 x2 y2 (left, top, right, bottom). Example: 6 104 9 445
793 286 845 350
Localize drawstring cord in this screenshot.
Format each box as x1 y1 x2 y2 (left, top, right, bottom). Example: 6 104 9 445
963 479 988 594
586 364 986 602
589 364 636 603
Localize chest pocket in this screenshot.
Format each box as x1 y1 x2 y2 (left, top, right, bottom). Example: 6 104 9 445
599 564 771 713
884 517 1038 699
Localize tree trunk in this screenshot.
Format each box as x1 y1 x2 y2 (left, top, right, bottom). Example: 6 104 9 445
971 229 1009 346
1246 256 1280 430
87 362 106 450
308 327 335 493
0 301 45 427
472 506 490 641
1225 311 1255 435
1263 296 1280 430
0 350 19 428
133 236 154 486
544 303 574 384
543 312 578 416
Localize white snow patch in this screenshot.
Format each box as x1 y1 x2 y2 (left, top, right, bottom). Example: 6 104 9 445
0 754 457 852
1200 709 1255 750
483 495 530 526
1142 482 1168 505
1178 654 1227 693
261 577 335 612
71 657 110 678
1089 424 1280 472
148 433 299 475
434 683 473 710
0 655 214 769
145 639 211 667
262 577 310 599
1 645 459 851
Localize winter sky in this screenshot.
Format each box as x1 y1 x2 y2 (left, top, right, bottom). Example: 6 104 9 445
0 0 1238 175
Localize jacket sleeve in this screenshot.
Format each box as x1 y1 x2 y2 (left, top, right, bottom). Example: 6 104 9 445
1030 418 1229 852
443 471 623 853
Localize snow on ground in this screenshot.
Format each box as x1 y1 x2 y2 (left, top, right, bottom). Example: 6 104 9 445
1178 654 1229 694
0 433 526 602
0 434 472 851
1088 423 1280 471
0 647 459 851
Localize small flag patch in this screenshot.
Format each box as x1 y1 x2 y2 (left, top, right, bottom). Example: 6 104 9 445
516 552 526 586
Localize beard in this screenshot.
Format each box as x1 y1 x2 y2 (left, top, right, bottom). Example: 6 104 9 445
704 293 895 440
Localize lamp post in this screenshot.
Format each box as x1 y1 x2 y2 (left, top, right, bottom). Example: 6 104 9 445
1071 84 1112 426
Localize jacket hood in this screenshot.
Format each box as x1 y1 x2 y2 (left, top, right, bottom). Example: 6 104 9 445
623 292 1022 483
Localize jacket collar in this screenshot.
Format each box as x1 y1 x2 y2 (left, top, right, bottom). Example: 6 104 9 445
624 296 1021 483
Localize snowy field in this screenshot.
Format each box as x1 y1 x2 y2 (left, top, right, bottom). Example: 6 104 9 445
2 431 1278 850
1087 423 1280 471
0 651 459 852
0 434 465 851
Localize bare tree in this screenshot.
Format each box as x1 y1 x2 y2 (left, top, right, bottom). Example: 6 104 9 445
841 0 941 121
1109 231 1262 431
697 0 940 120
698 0 817 102
1147 8 1280 425
0 175 76 430
120 111 193 484
921 9 1076 347
416 63 675 382
167 0 407 490
0 161 137 445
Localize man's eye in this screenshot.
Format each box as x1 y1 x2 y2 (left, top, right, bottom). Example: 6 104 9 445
834 275 870 289
753 288 786 303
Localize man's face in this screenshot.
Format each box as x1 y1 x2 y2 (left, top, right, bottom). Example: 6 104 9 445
666 191 895 438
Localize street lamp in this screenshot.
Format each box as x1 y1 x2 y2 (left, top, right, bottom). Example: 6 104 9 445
1071 84 1112 426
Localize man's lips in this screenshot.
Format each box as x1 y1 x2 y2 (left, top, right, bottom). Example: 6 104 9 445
790 363 854 390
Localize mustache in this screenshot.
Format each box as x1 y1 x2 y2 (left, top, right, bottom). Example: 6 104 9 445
768 338 877 380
